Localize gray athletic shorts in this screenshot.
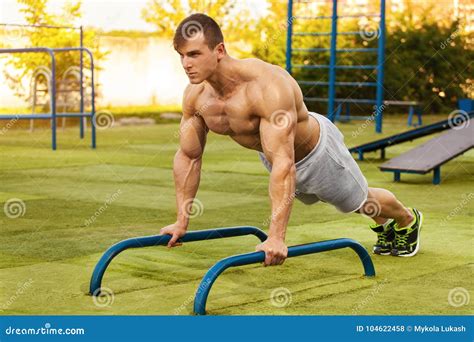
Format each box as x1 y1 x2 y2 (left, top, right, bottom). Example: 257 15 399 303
259 112 368 213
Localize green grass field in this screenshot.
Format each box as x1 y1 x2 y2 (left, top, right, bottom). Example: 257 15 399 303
0 115 472 315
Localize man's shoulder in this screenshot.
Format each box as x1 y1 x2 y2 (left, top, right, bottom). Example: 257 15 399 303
242 59 298 115
183 83 206 102
182 83 206 115
240 58 287 78
246 61 294 97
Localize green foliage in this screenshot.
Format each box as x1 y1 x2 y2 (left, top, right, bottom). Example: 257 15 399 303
249 2 473 114
141 0 259 53
1 0 107 111
249 1 288 66
383 12 473 113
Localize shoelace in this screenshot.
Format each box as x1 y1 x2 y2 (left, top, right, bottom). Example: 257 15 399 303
395 233 408 246
377 231 390 245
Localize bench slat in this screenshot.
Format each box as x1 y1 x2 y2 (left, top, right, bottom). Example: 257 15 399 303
379 124 474 173
350 112 474 156
383 100 419 106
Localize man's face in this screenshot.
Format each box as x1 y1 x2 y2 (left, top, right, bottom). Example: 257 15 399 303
176 35 221 84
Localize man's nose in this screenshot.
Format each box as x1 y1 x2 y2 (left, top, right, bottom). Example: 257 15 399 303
182 57 192 69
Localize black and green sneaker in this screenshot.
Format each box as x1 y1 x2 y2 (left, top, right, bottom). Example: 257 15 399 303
369 219 396 255
391 208 423 257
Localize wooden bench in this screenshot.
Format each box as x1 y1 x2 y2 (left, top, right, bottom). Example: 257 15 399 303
349 112 474 161
379 123 474 184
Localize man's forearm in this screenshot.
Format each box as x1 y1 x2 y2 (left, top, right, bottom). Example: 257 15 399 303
268 160 296 241
173 149 202 227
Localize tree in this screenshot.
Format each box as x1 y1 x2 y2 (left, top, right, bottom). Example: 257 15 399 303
141 0 259 54
249 1 288 66
250 1 473 114
383 6 473 113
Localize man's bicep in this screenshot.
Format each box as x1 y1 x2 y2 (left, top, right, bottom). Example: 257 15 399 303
179 113 207 159
260 119 296 168
258 90 297 164
179 84 207 159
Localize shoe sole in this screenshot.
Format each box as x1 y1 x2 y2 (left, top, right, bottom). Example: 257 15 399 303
373 220 396 256
373 248 391 256
397 210 423 257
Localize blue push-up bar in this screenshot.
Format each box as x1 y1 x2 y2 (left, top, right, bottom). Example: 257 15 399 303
89 226 375 315
90 226 375 315
193 238 375 315
89 226 268 296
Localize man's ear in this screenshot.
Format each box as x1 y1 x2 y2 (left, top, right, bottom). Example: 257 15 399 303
215 42 226 59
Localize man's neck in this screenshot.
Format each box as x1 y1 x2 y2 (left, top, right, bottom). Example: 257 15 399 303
205 55 242 98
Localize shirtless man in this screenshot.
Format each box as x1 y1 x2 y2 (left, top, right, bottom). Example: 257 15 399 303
160 13 423 266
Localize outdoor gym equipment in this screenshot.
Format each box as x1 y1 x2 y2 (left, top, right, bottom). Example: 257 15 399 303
90 226 375 315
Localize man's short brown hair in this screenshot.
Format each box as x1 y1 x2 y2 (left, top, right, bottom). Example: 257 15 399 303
173 13 224 50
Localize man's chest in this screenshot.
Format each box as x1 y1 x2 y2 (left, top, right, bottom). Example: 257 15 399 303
195 90 260 136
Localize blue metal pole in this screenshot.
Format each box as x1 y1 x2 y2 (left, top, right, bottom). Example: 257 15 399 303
0 47 94 150
51 47 96 148
193 238 375 315
285 0 293 74
79 26 84 139
89 226 268 296
328 0 338 122
50 50 57 150
433 167 441 185
375 0 386 133
407 106 414 126
89 48 96 149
